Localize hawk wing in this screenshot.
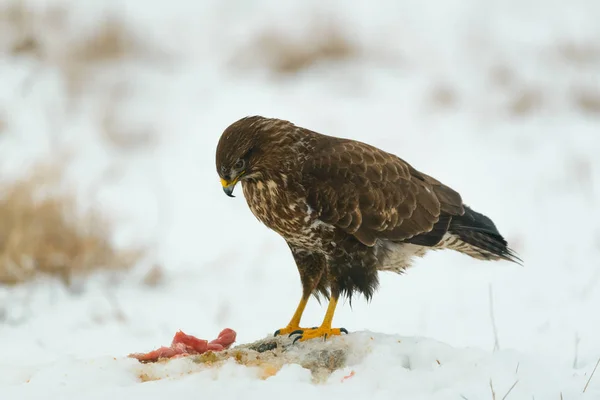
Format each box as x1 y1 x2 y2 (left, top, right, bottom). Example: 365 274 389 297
302 139 465 247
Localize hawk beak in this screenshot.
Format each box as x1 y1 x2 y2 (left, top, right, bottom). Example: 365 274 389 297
221 177 239 197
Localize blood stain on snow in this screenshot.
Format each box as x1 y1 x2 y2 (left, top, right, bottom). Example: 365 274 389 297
341 370 355 382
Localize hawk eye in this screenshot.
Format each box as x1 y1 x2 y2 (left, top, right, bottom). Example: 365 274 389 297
234 159 245 170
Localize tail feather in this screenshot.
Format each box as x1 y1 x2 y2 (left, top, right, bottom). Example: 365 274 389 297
449 206 522 264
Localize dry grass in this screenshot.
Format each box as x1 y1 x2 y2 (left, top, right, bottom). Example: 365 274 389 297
509 87 543 116
489 379 519 400
488 46 600 117
0 1 41 58
0 110 6 135
1 1 157 99
488 284 500 352
572 88 600 115
0 162 143 286
502 380 519 399
62 15 152 99
489 64 516 89
557 42 600 66
1 2 142 63
429 83 458 109
142 264 165 287
1 1 67 59
68 17 138 65
233 21 358 75
583 357 600 393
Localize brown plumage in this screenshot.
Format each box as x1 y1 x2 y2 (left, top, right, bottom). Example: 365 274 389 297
215 115 520 342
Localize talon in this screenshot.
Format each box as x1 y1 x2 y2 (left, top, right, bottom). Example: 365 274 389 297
274 326 309 337
340 328 348 334
289 329 304 337
293 335 302 345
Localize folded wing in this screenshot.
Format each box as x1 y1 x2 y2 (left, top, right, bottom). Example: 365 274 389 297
302 139 465 247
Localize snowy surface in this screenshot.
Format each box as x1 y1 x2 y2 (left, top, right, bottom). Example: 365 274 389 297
1 0 600 399
0 332 591 399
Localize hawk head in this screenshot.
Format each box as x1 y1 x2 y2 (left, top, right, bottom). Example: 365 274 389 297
216 115 294 197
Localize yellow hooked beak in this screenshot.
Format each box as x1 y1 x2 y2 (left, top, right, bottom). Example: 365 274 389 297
221 174 242 197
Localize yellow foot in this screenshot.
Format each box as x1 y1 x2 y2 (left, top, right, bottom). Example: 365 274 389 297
273 326 316 337
289 327 348 343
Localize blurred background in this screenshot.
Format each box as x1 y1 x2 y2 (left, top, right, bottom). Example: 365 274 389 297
0 0 599 377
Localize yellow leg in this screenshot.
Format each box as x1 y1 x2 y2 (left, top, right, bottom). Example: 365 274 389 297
273 295 310 336
290 295 348 342
320 295 338 329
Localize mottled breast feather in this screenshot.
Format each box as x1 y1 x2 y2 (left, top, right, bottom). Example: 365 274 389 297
301 138 465 247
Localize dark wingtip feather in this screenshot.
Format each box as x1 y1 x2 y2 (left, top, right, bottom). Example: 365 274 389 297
503 247 524 266
450 205 523 266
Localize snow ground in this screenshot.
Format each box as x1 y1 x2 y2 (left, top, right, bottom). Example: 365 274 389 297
1 0 600 398
0 332 592 399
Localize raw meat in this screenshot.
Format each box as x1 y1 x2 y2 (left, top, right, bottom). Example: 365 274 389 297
129 328 236 363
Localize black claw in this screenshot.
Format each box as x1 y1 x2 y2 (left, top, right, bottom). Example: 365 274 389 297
311 326 318 329
323 334 328 341
340 328 348 334
292 335 302 345
289 329 304 338
274 329 281 337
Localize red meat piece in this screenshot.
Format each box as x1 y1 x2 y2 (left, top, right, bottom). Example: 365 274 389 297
172 331 209 353
129 328 237 363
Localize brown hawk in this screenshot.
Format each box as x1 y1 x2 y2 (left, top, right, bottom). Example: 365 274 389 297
215 116 520 342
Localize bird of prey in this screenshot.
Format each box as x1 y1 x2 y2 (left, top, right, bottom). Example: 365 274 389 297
215 116 520 343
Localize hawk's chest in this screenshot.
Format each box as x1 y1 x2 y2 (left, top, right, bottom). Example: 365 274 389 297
241 179 327 248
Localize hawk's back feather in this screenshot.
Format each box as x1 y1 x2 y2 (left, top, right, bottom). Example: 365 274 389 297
302 138 464 247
